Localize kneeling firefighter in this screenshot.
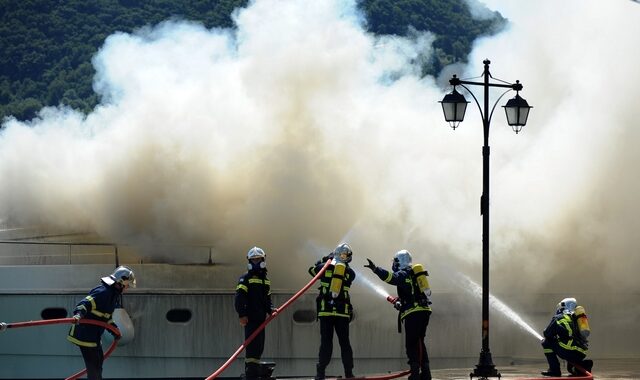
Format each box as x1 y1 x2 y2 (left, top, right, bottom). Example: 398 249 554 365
365 250 432 380
540 297 592 377
235 247 278 380
308 243 356 380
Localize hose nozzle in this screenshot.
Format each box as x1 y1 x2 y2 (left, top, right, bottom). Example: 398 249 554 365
0 322 7 332
386 296 401 310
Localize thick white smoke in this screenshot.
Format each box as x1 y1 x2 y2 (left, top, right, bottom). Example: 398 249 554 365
0 0 639 293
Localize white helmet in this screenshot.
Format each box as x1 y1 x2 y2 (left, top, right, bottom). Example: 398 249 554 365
102 266 136 289
247 246 267 270
392 249 412 271
555 297 577 315
333 243 353 263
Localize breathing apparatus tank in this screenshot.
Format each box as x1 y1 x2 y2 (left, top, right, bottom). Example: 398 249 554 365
329 259 346 299
574 305 590 338
412 264 430 292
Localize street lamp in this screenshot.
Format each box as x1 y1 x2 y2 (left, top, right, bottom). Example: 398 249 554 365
439 59 532 379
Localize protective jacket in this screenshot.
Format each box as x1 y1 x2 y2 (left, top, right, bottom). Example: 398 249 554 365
543 313 588 355
373 266 431 320
309 260 355 319
67 281 121 347
235 269 274 321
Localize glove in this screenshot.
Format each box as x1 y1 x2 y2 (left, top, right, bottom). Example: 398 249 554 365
321 253 334 262
270 307 279 316
239 316 248 326
364 258 376 271
72 314 82 324
108 324 120 338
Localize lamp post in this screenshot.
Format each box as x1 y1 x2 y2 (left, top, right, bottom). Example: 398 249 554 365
439 59 532 379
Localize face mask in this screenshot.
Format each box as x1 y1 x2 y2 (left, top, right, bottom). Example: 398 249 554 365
248 260 267 271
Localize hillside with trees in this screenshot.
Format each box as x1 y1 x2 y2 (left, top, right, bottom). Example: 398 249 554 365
0 0 505 121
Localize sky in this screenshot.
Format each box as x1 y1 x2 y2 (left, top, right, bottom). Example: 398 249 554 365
0 0 639 300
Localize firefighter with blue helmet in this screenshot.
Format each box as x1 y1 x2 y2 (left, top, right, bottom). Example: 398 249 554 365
235 247 277 380
541 297 592 377
365 250 432 380
67 265 136 380
309 243 356 380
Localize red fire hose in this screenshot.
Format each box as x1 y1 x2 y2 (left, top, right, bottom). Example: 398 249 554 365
0 317 121 380
513 360 593 380
205 259 333 380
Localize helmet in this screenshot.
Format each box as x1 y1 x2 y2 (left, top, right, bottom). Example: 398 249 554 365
392 249 412 271
247 246 267 270
555 297 577 315
102 266 136 289
333 243 353 263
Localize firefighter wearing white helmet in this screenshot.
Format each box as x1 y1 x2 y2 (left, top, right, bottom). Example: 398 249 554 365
235 246 277 380
309 243 356 380
540 297 592 377
365 250 433 380
67 265 136 380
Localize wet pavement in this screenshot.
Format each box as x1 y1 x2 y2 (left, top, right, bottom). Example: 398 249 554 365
424 359 640 380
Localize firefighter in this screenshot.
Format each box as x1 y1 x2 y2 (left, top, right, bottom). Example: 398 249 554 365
365 250 432 380
67 266 136 380
309 243 356 380
541 297 592 377
235 247 277 380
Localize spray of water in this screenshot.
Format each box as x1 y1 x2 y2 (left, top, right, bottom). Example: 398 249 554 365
455 271 543 341
356 270 390 298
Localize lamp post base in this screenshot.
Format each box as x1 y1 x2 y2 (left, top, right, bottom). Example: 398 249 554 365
470 350 501 379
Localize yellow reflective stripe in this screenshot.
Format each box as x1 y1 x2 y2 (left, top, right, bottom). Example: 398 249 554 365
384 272 392 283
85 295 111 319
90 309 111 319
343 286 350 291
543 348 554 353
318 311 350 318
237 284 248 292
559 340 587 354
320 283 330 287
67 335 97 348
401 305 431 319
77 305 87 313
248 278 265 284
245 358 261 363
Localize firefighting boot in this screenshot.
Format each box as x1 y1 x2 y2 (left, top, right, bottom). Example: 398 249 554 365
314 364 326 380
245 362 260 380
344 368 354 378
408 364 420 380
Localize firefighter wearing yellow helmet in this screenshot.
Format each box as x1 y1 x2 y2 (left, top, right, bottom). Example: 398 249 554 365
308 243 356 380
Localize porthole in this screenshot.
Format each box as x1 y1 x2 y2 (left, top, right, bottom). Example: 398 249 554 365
41 307 68 320
292 309 316 323
166 309 192 323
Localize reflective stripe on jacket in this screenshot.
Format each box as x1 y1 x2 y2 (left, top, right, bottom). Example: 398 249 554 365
67 282 121 347
373 266 431 320
235 270 273 321
309 261 355 318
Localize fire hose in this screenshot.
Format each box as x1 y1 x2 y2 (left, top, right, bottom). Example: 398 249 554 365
205 259 332 380
0 317 121 380
206 259 418 380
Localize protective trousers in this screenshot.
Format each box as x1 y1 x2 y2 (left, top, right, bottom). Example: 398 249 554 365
541 338 585 374
317 316 353 378
245 319 266 379
404 311 431 380
79 345 104 380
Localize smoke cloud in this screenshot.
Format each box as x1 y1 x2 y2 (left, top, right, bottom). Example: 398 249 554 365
1 0 639 295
